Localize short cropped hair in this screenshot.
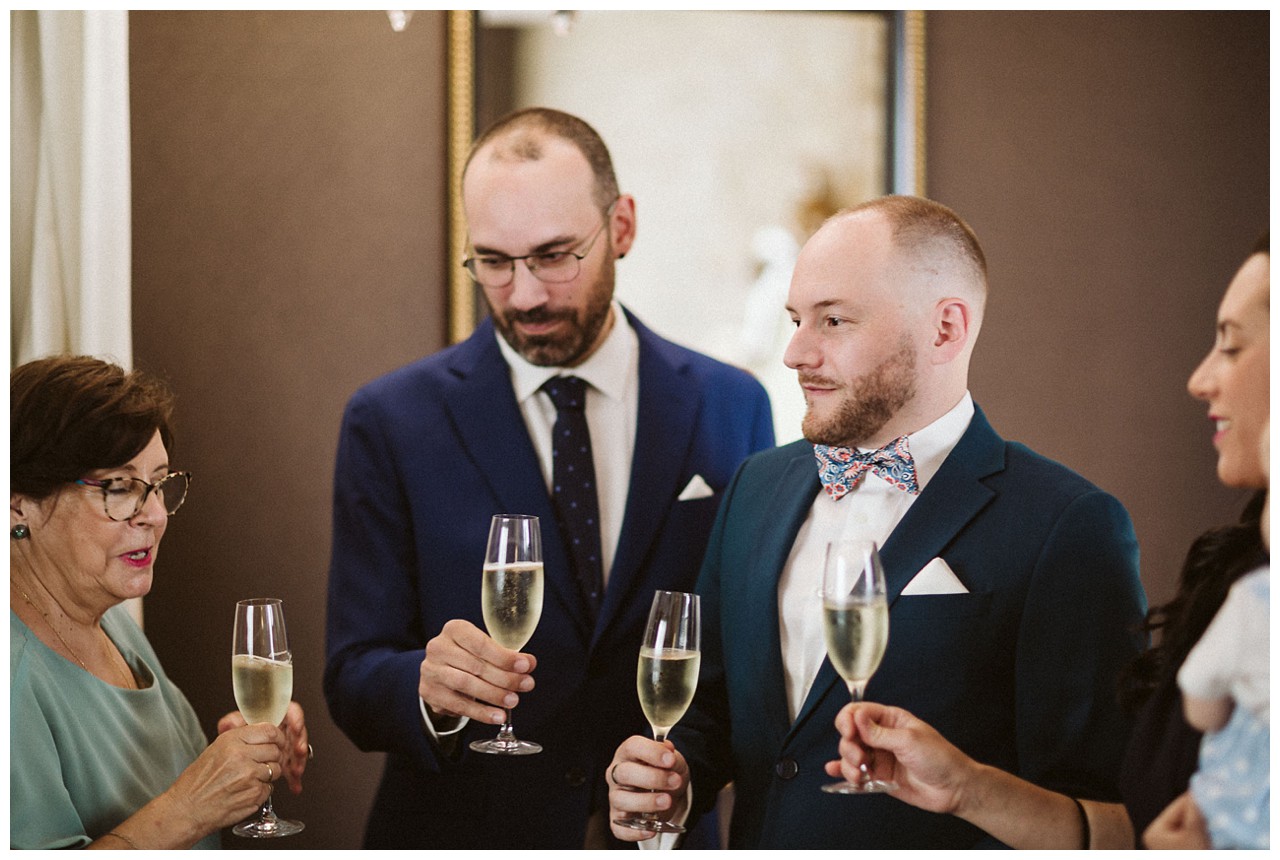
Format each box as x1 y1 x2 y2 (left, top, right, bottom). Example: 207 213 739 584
844 195 988 291
11 356 175 500
464 107 619 212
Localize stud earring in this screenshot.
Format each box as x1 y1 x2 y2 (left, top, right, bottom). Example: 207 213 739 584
11 523 30 540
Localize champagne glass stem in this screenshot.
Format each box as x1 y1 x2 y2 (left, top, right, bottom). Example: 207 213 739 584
495 709 517 745
849 682 872 787
255 791 280 832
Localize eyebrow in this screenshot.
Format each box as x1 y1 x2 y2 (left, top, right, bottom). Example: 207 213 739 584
786 298 851 314
98 464 171 480
471 234 579 257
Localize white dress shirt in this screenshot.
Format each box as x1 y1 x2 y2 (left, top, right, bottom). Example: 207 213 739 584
776 392 975 721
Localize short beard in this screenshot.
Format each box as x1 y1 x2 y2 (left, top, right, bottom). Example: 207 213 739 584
801 336 917 447
488 253 615 367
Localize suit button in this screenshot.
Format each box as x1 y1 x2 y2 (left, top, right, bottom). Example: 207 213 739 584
565 767 587 787
775 758 798 780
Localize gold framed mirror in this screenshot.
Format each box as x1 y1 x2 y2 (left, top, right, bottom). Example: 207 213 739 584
447 10 925 442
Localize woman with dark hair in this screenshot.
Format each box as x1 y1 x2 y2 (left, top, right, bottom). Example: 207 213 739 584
824 234 1269 848
10 356 310 849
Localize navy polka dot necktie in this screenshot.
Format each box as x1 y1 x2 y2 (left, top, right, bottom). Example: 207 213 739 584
541 376 604 617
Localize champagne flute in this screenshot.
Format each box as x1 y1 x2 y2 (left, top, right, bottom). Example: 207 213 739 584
614 589 701 834
231 598 304 837
820 540 898 794
470 514 545 755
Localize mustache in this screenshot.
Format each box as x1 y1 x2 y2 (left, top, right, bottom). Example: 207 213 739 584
504 306 576 326
797 374 840 388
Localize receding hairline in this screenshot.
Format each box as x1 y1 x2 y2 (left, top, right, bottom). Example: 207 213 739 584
463 107 619 212
830 195 988 298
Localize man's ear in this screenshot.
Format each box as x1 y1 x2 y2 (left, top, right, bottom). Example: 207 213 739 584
610 194 637 259
929 297 973 364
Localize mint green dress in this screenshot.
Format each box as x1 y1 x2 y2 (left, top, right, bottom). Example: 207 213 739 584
10 604 221 849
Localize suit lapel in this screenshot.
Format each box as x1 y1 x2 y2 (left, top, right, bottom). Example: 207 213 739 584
788 407 1006 740
593 314 698 646
441 322 591 643
749 447 825 749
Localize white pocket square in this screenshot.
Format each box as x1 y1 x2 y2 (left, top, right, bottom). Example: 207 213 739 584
901 557 969 595
677 474 715 501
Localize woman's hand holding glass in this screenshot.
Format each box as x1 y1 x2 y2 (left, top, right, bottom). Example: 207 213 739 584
217 700 309 794
825 700 974 814
157 721 291 838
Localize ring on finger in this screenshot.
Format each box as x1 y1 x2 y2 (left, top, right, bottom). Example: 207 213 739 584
266 763 274 782
308 743 315 761
610 763 621 786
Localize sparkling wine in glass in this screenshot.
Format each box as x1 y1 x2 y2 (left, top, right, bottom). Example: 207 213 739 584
470 514 545 755
821 540 898 794
614 589 701 834
231 598 303 837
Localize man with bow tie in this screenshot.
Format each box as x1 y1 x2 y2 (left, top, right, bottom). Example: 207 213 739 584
607 195 1147 849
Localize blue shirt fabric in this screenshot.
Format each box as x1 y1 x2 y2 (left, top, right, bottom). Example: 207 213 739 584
1187 570 1270 849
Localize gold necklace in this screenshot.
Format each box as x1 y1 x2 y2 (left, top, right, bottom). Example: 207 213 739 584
14 579 135 689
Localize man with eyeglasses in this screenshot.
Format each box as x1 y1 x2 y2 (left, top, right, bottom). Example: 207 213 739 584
324 107 775 849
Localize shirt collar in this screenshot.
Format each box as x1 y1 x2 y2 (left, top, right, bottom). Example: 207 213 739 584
496 301 637 403
865 391 974 491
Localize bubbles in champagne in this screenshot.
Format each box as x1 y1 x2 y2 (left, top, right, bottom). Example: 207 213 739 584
636 647 701 735
481 563 545 650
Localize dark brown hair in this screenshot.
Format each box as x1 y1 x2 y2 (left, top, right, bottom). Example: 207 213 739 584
1118 492 1266 712
11 356 176 500
464 107 619 213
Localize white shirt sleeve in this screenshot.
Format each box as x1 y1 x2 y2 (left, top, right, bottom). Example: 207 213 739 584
419 696 470 739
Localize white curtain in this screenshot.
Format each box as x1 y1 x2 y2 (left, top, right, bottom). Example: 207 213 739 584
11 10 132 370
11 11 138 624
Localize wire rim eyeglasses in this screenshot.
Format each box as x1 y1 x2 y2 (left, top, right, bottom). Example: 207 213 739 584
461 200 619 289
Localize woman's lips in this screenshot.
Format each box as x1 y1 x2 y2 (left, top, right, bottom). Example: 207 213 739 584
1210 415 1229 446
120 548 153 568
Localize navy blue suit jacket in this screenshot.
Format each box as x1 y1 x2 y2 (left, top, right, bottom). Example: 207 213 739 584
323 308 774 848
673 406 1147 848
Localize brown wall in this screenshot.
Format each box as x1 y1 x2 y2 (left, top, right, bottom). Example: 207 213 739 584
927 11 1268 608
127 11 1267 848
130 11 447 849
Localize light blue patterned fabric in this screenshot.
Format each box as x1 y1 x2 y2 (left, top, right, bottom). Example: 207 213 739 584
1186 571 1270 849
813 436 919 500
1190 704 1270 848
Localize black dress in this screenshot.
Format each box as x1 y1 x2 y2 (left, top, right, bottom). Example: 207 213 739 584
1116 668 1203 840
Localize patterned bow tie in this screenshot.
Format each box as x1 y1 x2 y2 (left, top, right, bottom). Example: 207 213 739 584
814 436 920 500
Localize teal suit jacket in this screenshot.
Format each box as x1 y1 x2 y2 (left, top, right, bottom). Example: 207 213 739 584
673 405 1147 848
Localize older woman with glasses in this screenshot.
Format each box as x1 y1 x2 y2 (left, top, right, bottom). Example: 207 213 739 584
10 355 310 849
